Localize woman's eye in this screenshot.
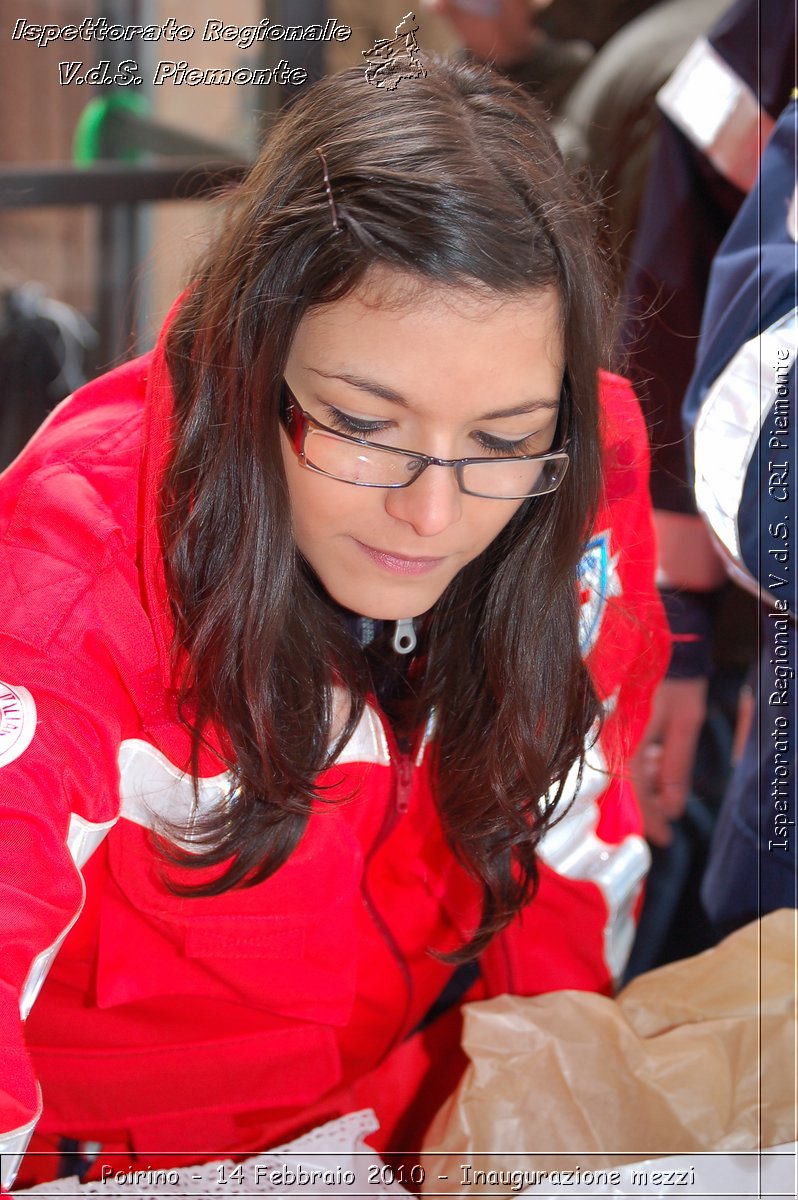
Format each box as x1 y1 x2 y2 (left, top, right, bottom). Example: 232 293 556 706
322 405 393 437
473 431 542 457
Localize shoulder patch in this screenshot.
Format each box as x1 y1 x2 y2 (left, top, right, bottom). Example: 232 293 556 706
578 531 622 655
0 682 36 767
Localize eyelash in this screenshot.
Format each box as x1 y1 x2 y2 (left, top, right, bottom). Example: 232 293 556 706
323 405 392 436
322 404 544 457
472 432 540 457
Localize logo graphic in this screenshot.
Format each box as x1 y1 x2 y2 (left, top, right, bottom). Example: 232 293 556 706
578 531 622 655
0 682 36 767
363 12 425 89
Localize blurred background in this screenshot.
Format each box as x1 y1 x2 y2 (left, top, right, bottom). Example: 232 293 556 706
0 1 462 370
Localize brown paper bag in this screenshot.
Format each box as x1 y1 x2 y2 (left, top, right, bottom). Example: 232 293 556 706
421 911 796 1190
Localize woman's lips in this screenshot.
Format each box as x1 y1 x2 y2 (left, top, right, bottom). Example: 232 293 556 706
354 540 445 576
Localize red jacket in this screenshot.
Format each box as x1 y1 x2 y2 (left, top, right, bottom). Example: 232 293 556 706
0 324 668 1186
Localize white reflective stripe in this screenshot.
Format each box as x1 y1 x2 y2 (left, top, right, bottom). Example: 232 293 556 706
335 703 390 767
694 308 798 599
117 707 392 840
118 737 231 831
657 37 773 191
539 739 651 984
21 900 83 1020
19 814 118 1020
67 810 118 870
0 1093 41 1190
788 183 798 243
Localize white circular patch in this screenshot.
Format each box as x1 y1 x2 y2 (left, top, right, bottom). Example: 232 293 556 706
0 682 36 767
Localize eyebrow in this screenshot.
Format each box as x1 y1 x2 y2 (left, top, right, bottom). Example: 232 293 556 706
308 368 560 420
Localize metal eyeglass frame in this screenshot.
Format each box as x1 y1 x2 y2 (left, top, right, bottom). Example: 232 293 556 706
279 382 571 500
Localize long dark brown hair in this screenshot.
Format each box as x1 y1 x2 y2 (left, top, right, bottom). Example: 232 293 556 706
161 59 612 958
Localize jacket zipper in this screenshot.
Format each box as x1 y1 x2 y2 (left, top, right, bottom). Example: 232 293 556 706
359 703 420 1056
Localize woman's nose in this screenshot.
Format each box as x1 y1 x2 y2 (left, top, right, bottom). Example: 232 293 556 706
383 462 463 537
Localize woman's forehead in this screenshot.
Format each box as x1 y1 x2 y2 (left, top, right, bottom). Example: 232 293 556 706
287 273 564 419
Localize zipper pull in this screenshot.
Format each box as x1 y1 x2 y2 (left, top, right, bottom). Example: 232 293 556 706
393 618 417 654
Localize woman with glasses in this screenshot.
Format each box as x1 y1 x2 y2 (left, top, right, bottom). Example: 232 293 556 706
0 61 667 1186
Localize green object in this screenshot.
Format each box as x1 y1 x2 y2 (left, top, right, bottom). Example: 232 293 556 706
73 94 150 165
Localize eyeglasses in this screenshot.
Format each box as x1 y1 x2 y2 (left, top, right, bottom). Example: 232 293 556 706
280 384 570 500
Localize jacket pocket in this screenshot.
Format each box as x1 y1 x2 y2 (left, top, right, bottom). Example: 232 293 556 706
97 812 363 1027
33 1017 344 1122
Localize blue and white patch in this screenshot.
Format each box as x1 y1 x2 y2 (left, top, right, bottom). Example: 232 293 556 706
578 531 622 656
0 682 36 767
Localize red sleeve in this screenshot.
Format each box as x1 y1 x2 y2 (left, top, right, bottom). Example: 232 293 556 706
587 369 671 768
0 430 143 1185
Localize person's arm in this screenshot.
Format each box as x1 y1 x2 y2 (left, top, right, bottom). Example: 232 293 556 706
0 639 129 1188
0 426 141 1188
630 512 726 846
